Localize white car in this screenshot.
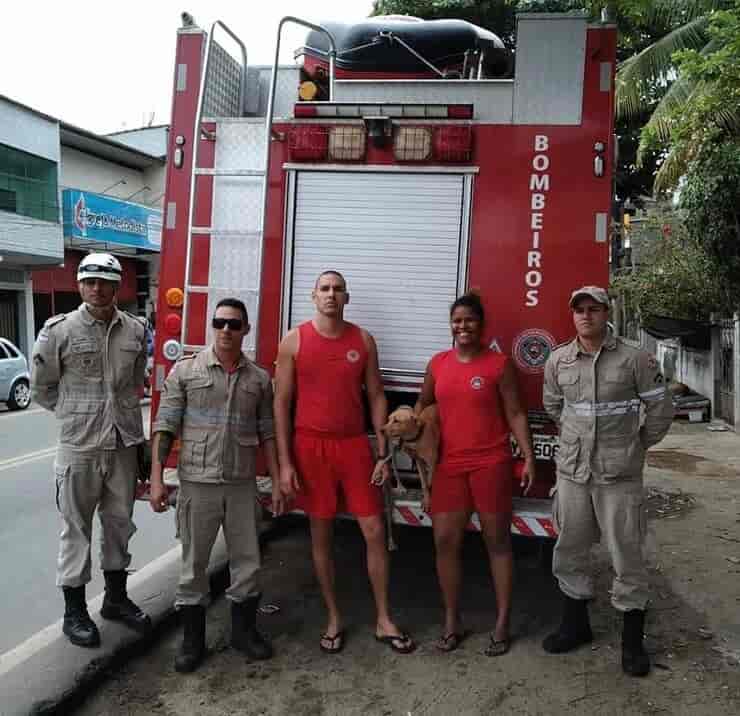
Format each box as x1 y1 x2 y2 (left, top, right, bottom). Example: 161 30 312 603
0 338 31 410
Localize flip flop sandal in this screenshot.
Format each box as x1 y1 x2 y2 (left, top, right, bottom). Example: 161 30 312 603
320 630 345 654
375 632 416 654
436 631 469 652
485 635 510 657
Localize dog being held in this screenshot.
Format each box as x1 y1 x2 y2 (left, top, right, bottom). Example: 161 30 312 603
382 405 440 513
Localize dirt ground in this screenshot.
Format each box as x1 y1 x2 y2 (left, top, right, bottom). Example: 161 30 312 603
75 422 740 716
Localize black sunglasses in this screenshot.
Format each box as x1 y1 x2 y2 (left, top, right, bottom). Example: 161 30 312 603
212 317 243 330
81 264 122 275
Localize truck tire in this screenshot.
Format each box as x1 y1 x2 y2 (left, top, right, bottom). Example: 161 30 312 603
7 379 31 411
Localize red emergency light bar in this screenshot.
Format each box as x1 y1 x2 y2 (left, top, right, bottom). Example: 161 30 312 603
433 126 474 162
288 124 475 163
288 126 329 161
294 103 473 120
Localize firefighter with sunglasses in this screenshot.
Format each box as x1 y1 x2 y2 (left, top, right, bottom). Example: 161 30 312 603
149 298 282 672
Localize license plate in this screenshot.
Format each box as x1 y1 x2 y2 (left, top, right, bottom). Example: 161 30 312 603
511 434 559 461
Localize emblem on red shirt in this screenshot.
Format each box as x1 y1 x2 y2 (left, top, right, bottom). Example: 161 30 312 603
470 376 484 390
346 349 360 363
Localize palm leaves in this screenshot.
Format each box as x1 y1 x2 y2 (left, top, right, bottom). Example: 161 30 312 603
615 0 737 190
616 15 710 119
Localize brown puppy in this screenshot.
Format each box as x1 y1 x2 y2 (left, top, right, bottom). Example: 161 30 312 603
383 405 440 512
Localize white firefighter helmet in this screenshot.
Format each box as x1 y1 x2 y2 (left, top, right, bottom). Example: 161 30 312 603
77 253 123 283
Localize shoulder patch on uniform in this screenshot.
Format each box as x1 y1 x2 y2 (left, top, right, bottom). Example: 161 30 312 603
44 314 67 328
124 310 147 326
614 336 640 353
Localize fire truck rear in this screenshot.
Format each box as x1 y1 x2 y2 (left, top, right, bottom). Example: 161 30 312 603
150 11 617 539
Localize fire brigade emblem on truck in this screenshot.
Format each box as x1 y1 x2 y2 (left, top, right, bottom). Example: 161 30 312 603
513 329 555 374
346 349 360 363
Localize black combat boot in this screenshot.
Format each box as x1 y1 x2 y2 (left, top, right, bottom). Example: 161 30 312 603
231 593 273 660
100 570 152 633
622 609 650 676
175 605 206 673
542 595 593 653
62 586 101 648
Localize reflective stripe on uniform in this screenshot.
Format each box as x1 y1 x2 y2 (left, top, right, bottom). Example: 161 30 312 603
564 399 641 417
638 386 667 401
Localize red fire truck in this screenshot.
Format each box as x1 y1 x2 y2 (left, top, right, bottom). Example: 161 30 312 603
150 11 616 539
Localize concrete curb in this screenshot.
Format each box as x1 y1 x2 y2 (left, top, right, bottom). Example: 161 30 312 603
0 521 283 716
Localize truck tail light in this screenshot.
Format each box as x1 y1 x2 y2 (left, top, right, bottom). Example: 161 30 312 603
164 313 182 335
393 127 432 162
288 126 328 161
328 126 366 161
165 287 184 308
433 127 474 162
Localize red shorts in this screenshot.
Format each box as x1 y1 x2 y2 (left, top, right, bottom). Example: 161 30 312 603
430 461 514 515
293 432 383 519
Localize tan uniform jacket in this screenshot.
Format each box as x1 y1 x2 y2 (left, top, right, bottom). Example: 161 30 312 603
543 331 673 483
31 305 146 449
153 346 274 483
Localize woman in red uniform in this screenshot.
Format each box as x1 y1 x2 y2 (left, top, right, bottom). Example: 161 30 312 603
416 293 535 655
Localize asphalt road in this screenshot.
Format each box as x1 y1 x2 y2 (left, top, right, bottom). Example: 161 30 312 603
0 403 178 656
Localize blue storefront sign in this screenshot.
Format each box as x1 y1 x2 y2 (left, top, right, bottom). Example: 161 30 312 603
62 189 161 251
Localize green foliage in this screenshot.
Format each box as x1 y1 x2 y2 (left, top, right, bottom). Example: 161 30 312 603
618 1 738 189
650 3 740 188
678 139 740 304
613 222 730 320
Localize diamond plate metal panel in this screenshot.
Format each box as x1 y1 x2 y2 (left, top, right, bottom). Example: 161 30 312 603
212 176 262 233
254 67 300 118
513 16 586 125
214 121 266 171
203 40 243 118
209 232 262 291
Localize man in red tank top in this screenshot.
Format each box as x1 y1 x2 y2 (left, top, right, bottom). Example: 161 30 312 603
274 271 415 655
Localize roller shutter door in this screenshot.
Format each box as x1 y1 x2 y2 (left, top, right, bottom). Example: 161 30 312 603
287 171 469 380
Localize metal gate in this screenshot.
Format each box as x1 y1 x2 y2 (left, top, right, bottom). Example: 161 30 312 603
718 317 735 425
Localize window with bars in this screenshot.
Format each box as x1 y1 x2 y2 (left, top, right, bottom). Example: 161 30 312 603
0 143 59 223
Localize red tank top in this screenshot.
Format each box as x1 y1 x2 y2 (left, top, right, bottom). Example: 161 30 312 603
430 348 512 469
294 321 368 438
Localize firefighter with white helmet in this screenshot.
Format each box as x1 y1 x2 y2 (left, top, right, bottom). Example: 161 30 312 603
31 251 152 647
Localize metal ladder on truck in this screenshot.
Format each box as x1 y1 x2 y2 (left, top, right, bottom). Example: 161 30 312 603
179 18 337 358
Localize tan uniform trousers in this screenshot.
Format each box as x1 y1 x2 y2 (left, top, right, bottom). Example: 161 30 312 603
552 476 649 612
54 446 138 588
175 480 260 607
